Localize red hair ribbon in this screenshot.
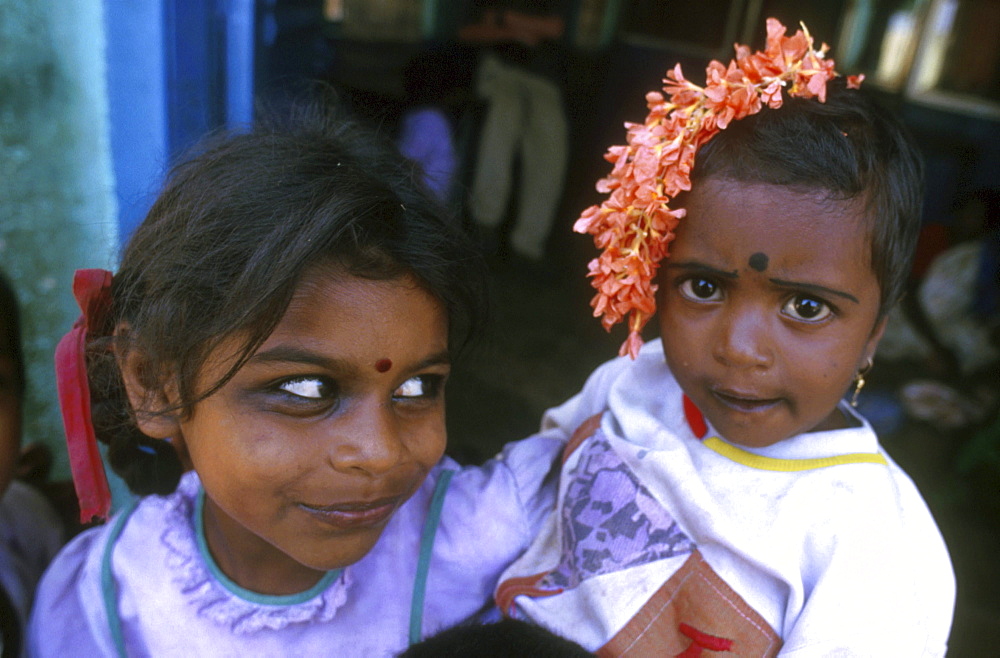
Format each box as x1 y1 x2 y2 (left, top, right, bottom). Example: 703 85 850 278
55 269 114 523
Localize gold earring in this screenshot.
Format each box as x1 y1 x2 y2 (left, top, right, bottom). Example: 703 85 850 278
850 358 874 407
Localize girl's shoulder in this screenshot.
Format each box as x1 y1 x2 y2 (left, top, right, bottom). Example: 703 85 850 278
28 491 159 657
33 482 174 601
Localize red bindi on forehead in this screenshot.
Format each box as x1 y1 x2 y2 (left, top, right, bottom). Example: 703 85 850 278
374 358 392 373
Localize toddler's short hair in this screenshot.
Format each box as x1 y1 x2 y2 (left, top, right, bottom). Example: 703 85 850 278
691 79 923 313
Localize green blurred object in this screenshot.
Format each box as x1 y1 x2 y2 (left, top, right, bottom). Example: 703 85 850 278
956 409 1000 475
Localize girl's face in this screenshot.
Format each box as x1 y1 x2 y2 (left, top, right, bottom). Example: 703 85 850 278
163 266 449 594
657 178 886 449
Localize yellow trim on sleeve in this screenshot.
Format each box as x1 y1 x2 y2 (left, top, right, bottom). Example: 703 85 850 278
702 436 888 471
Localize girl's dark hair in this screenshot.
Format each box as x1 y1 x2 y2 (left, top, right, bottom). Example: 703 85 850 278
90 104 488 496
690 79 924 315
0 270 24 397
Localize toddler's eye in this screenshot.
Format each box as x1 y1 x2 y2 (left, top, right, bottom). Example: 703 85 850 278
278 377 332 399
394 375 443 400
782 295 832 322
679 277 722 301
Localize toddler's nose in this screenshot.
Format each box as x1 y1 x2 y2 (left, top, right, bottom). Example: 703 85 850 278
712 306 774 370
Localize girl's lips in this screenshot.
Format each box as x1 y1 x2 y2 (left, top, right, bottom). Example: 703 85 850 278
298 496 401 530
711 389 782 413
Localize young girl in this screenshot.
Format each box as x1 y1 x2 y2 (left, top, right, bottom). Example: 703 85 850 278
496 20 956 656
28 109 562 656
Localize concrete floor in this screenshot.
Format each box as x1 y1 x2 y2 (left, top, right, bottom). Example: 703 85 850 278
444 246 1000 657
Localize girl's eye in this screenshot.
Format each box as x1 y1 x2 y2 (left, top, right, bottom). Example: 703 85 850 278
278 377 332 400
678 277 722 302
782 295 833 322
393 375 444 401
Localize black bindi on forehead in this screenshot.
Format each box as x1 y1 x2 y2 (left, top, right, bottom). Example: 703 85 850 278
748 252 769 272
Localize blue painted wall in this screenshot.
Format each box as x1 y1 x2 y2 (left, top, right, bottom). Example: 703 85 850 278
105 0 256 246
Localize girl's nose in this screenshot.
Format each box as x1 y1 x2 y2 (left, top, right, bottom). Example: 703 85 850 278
326 402 405 476
712 306 774 369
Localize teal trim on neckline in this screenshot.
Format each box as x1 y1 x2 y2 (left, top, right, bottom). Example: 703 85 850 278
101 498 140 658
194 489 341 606
409 469 455 645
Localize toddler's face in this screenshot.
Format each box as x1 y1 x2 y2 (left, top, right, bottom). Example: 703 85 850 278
657 178 885 448
166 266 449 593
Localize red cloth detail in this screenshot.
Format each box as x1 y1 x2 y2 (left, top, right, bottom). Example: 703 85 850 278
55 269 114 523
683 395 707 439
561 413 603 464
676 622 734 656
495 572 562 616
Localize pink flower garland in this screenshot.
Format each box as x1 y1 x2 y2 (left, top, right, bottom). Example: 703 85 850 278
574 18 863 359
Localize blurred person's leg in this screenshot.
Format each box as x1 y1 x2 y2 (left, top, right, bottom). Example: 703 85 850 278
509 70 568 261
469 55 525 231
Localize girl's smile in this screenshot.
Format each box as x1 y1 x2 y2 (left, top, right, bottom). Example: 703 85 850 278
658 178 886 449
150 265 450 595
297 495 404 530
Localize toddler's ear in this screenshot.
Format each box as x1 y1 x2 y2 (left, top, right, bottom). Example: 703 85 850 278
864 314 890 362
115 324 181 440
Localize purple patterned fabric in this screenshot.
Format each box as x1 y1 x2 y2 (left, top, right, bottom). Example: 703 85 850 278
541 432 695 590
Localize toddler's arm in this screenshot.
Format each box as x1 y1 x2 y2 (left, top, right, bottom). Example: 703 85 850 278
778 466 955 656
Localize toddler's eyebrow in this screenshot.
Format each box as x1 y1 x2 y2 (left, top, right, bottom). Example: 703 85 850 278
663 261 738 279
768 277 859 304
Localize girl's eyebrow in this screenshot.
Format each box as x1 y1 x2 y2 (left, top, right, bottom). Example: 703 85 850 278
663 261 739 279
249 346 345 370
768 277 859 304
248 346 451 370
406 351 452 371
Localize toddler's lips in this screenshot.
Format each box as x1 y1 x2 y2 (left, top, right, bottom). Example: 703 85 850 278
712 389 782 413
299 496 401 530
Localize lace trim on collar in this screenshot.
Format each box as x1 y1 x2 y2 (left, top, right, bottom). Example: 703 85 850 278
158 473 351 634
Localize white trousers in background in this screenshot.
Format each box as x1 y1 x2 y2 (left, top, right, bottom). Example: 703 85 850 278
469 53 568 260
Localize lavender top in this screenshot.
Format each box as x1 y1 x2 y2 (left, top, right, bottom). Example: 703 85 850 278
28 435 561 657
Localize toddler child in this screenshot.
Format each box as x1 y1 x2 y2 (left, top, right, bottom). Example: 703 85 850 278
0 270 65 657
28 108 562 656
495 19 956 656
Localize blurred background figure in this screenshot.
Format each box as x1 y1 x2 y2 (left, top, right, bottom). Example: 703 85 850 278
0 271 65 658
879 187 1000 430
397 46 475 207
459 0 570 262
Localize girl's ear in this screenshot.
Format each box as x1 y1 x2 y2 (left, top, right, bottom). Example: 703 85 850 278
116 325 182 440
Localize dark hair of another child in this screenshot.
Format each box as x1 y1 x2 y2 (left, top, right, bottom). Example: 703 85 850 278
0 270 25 397
690 78 923 315
399 618 594 657
87 104 488 497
